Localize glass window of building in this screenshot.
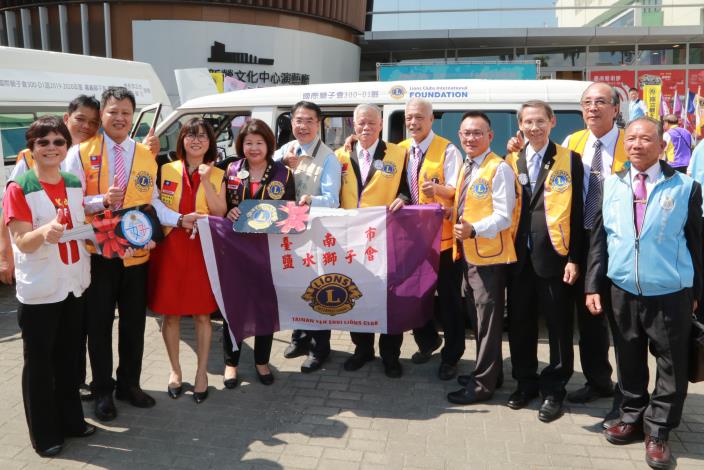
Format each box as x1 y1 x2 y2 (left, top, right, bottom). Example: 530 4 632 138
637 44 686 66
0 113 35 163
587 45 636 66
690 44 704 65
520 47 586 68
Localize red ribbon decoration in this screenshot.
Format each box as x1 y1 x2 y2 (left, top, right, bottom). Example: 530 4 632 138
92 211 130 258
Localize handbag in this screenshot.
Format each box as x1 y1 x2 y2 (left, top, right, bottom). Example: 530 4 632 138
690 314 704 383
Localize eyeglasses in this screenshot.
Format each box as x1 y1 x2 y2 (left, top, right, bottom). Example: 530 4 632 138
293 118 318 127
185 133 209 142
36 138 67 147
521 119 550 129
581 99 612 109
458 130 486 139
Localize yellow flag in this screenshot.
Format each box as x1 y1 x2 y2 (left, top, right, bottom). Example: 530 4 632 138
210 72 225 93
643 84 662 120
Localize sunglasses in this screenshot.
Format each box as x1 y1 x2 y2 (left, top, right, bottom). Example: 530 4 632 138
36 138 67 147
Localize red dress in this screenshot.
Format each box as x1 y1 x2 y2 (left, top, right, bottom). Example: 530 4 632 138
147 170 218 315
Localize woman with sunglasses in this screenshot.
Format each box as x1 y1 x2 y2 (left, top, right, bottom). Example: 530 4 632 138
222 119 295 388
2 116 94 457
147 118 226 404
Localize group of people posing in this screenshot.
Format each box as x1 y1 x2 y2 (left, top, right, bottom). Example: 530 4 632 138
2 83 701 470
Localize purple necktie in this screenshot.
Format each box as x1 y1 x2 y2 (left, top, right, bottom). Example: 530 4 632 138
114 143 127 209
634 172 647 236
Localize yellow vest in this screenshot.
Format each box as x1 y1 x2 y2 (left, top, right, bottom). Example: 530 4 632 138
506 145 573 257
452 152 518 265
159 160 224 236
336 142 406 209
16 148 34 169
79 135 157 266
566 128 628 173
399 135 455 251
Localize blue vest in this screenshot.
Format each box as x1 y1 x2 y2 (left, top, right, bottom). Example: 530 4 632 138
602 168 694 296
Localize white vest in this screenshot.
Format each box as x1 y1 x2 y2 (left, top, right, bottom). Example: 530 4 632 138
11 171 91 304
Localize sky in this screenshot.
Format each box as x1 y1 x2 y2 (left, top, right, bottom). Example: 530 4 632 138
371 0 559 30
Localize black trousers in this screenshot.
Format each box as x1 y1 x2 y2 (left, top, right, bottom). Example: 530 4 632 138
289 329 331 358
87 255 148 395
464 263 506 399
19 294 86 451
574 228 613 391
78 301 89 385
350 332 403 363
608 285 691 439
412 249 465 364
507 259 575 400
222 324 273 366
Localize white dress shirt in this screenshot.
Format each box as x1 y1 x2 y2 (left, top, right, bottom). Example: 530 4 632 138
562 124 619 201
466 149 516 239
357 139 380 184
408 130 462 188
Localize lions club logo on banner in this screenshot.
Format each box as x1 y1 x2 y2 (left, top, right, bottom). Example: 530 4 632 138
302 274 362 315
549 170 571 193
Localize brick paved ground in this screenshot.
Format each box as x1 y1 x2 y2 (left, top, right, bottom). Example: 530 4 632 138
0 282 703 469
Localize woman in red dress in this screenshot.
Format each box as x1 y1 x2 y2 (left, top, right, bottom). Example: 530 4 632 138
148 118 226 404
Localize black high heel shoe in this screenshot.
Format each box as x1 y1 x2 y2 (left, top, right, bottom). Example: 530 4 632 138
193 388 209 404
167 383 182 399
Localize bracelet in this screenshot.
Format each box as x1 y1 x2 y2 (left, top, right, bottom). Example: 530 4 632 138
177 215 184 228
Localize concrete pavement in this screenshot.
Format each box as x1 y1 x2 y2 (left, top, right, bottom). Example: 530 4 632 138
0 283 703 469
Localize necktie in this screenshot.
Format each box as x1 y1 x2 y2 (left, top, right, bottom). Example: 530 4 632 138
410 146 421 204
528 153 541 192
361 148 371 182
584 139 603 229
114 143 127 209
456 159 474 223
634 172 647 236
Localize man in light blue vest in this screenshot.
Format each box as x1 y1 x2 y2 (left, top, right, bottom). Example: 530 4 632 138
585 116 702 470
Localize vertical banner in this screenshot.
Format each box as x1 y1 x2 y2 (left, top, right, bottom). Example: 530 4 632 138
643 84 662 120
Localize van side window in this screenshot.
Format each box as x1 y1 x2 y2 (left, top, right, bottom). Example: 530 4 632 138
0 113 35 164
389 109 584 154
158 112 250 164
322 114 354 150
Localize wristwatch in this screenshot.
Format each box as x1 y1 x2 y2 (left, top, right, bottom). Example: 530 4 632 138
469 227 477 239
177 215 184 228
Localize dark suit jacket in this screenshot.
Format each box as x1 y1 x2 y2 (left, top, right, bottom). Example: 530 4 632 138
349 141 411 203
512 141 584 279
585 160 703 302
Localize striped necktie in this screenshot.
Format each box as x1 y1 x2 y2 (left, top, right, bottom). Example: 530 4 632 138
114 143 127 209
583 139 603 229
456 159 474 223
410 146 421 204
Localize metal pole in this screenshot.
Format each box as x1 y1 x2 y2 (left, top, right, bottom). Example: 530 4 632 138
59 4 69 52
81 3 90 55
39 6 49 50
103 2 112 57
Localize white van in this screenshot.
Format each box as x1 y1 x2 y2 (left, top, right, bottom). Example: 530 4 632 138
145 79 590 162
0 46 171 166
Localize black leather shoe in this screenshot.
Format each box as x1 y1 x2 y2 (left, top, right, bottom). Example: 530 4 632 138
94 393 117 422
256 368 275 386
66 423 96 438
301 354 327 373
79 383 93 402
115 386 156 408
37 444 62 458
567 384 614 404
193 389 209 404
383 360 403 378
538 398 564 423
284 342 309 359
457 374 472 386
438 363 457 381
344 353 374 372
411 336 442 364
507 389 538 410
167 384 182 399
447 387 479 405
